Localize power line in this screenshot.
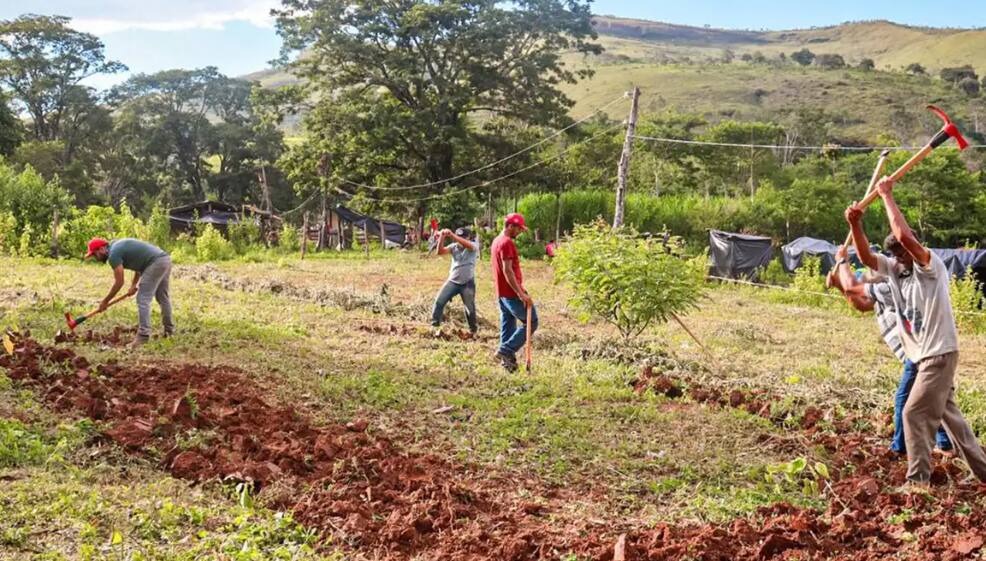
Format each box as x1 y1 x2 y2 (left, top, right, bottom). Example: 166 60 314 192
274 190 320 216
335 122 624 204
339 94 628 192
631 135 986 151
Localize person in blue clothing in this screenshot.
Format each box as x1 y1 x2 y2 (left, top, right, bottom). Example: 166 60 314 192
430 228 479 336
828 244 952 455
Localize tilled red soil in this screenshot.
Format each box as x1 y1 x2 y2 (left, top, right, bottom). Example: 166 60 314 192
53 325 136 346
2 334 985 560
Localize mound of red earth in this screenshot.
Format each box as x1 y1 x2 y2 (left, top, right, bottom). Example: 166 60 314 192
2 334 985 560
53 325 136 346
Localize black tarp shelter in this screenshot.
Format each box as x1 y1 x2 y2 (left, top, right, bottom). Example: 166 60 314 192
782 237 838 273
169 201 279 234
333 205 406 246
931 249 986 280
708 230 773 280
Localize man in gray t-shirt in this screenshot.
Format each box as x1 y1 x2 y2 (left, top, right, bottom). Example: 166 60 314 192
846 176 986 486
430 227 479 335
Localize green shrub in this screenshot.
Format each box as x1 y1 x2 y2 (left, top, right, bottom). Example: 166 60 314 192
555 220 707 341
0 163 71 242
950 269 986 334
195 224 234 262
278 222 300 252
760 259 791 286
60 205 151 258
0 210 15 254
17 223 33 257
228 218 261 255
147 204 172 250
789 256 829 307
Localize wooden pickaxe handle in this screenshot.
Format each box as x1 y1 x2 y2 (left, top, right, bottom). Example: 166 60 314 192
841 149 891 247
857 105 968 211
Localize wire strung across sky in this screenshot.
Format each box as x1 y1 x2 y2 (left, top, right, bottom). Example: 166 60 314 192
338 94 628 192
334 122 626 205
631 135 986 151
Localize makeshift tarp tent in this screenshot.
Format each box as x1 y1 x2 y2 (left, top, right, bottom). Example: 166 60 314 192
709 230 773 280
168 201 278 234
931 249 986 280
782 237 838 273
333 205 406 246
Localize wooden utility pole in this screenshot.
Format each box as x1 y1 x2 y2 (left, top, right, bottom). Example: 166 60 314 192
301 212 309 259
379 219 386 248
613 86 640 228
50 209 59 258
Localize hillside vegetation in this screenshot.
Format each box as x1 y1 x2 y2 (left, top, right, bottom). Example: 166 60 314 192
248 17 986 144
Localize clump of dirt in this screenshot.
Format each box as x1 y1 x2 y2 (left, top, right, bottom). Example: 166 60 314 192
5 332 986 561
53 326 136 347
571 338 707 374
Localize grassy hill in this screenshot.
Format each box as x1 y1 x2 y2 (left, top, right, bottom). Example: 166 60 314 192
246 16 986 143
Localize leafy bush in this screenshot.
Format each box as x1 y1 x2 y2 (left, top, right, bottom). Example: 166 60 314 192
227 217 261 255
554 220 707 342
0 163 71 242
950 269 986 334
790 256 829 307
0 210 15 253
760 259 791 286
278 222 300 252
147 204 172 250
195 224 234 261
17 223 33 257
60 205 149 258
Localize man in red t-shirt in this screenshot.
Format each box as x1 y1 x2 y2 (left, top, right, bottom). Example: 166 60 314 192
490 213 538 372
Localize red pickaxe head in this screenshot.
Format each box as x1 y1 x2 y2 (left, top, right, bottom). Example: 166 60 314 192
927 105 969 150
65 312 80 331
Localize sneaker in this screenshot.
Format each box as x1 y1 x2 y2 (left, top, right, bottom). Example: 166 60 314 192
895 480 932 495
495 352 518 373
130 335 149 348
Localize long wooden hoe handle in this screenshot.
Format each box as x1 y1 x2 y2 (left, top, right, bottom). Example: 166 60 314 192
842 149 891 247
525 304 533 373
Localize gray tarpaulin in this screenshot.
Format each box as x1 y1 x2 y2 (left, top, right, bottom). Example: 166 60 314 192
782 237 838 273
930 249 986 279
708 230 773 280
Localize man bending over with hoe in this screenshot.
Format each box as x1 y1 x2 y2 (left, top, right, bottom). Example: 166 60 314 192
846 178 986 486
85 237 174 347
827 245 953 457
430 227 479 336
491 213 537 372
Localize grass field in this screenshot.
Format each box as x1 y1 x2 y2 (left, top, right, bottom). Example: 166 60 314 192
2 251 986 559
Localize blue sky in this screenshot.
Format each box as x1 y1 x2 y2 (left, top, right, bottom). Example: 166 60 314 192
3 1 986 91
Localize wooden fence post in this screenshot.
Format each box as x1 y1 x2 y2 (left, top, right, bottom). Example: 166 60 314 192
301 212 309 260
363 222 370 257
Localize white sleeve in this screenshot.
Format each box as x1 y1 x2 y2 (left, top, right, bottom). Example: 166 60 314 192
876 254 894 277
914 251 942 280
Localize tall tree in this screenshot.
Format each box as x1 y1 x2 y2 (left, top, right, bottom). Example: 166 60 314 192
0 92 21 156
274 0 602 209
0 15 125 142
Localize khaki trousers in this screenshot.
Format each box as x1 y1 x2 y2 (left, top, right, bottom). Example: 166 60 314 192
903 351 986 483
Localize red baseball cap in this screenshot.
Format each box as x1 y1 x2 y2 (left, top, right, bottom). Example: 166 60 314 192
504 213 527 231
84 238 109 258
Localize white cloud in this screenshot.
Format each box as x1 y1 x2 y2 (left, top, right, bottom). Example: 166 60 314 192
9 0 281 34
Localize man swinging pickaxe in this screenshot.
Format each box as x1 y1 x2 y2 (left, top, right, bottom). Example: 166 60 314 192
854 105 969 211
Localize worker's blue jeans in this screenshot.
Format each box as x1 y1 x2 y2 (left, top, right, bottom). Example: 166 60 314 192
498 297 538 358
892 359 952 453
431 280 477 333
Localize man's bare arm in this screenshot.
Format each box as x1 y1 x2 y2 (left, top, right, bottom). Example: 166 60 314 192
846 205 879 270
501 259 530 305
878 179 931 267
101 265 126 310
